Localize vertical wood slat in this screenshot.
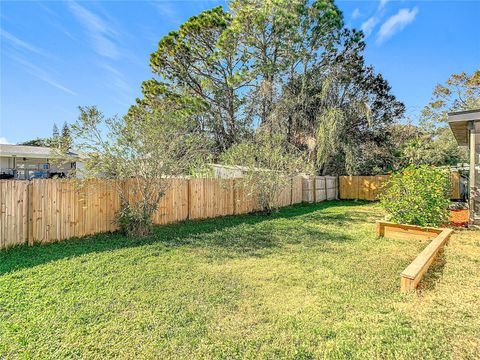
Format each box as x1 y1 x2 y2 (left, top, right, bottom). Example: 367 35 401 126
315 177 326 202
152 178 188 225
339 175 386 201
291 176 303 204
0 180 29 249
0 182 4 248
234 181 260 215
273 179 292 208
0 181 4 248
188 178 234 220
302 176 314 203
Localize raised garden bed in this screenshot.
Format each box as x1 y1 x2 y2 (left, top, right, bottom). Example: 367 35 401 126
376 221 453 293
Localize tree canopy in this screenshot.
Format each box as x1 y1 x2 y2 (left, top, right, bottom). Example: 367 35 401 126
394 70 479 168
126 5 472 175
132 0 406 175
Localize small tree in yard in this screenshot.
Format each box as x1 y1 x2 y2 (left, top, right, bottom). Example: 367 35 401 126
65 105 207 237
379 165 451 227
221 130 310 214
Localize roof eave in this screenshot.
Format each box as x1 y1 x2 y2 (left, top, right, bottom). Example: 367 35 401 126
0 152 80 159
447 109 480 146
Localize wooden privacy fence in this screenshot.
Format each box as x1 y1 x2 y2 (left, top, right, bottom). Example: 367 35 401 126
302 176 338 203
0 176 307 249
339 172 461 201
339 176 388 201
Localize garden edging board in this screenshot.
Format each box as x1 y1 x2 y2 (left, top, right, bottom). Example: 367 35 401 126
376 221 453 293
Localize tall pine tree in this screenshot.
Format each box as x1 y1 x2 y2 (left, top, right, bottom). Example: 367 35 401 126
51 123 60 148
60 122 72 150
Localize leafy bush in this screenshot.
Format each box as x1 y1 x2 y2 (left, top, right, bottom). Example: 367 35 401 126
379 165 451 227
115 201 155 238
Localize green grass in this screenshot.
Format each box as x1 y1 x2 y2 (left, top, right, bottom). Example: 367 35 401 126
1 201 479 359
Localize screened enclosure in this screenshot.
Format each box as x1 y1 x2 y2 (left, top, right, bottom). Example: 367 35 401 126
448 109 480 226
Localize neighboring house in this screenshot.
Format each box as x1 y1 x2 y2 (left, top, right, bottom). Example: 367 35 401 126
210 164 248 178
448 109 480 225
0 144 81 180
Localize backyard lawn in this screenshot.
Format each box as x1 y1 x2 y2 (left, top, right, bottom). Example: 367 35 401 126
0 201 479 359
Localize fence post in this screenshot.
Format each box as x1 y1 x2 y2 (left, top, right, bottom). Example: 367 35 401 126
335 176 339 200
187 178 191 220
324 176 328 201
290 177 293 205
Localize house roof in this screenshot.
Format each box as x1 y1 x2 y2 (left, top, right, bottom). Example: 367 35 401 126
448 109 480 146
0 144 80 159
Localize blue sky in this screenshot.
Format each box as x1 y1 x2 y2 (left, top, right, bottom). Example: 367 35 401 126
1 0 479 144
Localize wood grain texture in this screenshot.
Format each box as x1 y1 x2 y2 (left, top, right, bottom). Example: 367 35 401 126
291 176 303 204
302 177 314 203
400 229 453 292
0 180 29 249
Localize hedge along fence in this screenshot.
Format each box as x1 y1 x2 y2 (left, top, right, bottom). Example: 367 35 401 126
0 176 305 249
339 172 461 201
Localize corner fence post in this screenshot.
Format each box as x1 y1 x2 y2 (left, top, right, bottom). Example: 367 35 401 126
336 176 339 200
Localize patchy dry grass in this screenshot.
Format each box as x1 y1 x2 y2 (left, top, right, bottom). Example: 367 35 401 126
400 229 480 359
0 201 478 359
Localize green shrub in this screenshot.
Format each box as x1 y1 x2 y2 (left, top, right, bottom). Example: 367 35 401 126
379 165 451 227
115 201 155 237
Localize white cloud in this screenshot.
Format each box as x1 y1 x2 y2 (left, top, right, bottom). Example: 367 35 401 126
361 16 379 38
379 0 390 10
154 2 181 25
68 1 120 59
0 29 54 59
0 137 10 144
97 62 135 108
99 63 131 94
8 54 77 95
376 7 419 44
36 3 77 41
358 0 392 38
352 8 361 20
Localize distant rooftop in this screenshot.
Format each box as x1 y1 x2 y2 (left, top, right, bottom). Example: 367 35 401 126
0 144 80 159
448 109 480 146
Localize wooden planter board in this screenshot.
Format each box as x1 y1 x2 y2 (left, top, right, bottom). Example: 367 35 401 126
376 221 453 293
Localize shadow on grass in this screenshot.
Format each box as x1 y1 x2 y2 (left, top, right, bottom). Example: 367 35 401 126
417 250 447 292
0 200 370 275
